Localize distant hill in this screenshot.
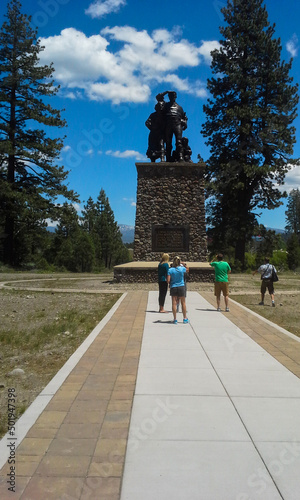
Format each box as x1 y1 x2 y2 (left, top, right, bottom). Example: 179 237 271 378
47 224 284 242
46 223 135 243
119 224 135 244
266 227 285 234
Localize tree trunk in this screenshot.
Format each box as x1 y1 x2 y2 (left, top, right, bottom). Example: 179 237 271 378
235 238 246 268
3 214 14 266
3 152 16 266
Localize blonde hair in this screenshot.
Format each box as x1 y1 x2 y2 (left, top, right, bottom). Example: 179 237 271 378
173 256 181 267
161 253 169 263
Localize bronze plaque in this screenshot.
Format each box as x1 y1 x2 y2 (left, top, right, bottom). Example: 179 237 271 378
152 225 189 252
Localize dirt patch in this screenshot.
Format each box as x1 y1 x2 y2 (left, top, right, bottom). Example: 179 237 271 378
232 293 300 337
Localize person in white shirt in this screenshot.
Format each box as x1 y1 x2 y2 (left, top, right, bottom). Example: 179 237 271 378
253 257 277 307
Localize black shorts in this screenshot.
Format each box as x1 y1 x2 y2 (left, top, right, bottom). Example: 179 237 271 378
170 286 185 297
261 279 274 295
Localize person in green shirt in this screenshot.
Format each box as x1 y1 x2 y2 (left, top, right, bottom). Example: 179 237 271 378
210 253 231 312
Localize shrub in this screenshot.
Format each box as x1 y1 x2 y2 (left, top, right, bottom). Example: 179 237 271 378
271 250 288 271
245 252 256 270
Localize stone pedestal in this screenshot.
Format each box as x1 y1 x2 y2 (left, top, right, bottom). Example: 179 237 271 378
114 161 214 283
133 162 207 262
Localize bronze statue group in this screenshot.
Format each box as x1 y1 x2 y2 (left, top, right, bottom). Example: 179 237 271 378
146 91 192 163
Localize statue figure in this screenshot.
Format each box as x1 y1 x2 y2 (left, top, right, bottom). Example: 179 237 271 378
145 90 189 162
182 137 192 162
164 91 187 162
171 137 192 163
145 97 166 162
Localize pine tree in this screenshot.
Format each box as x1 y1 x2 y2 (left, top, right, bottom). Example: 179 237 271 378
81 190 129 269
51 202 96 272
52 203 79 270
81 196 102 269
96 189 124 269
0 0 77 265
286 233 300 270
81 197 99 234
285 188 300 239
202 0 299 267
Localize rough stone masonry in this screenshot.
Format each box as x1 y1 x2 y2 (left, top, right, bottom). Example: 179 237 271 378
133 162 207 262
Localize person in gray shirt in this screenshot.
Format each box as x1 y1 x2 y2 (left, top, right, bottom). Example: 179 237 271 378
253 257 277 307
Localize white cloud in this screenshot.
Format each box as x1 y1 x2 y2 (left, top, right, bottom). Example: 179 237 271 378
279 164 300 192
65 91 76 99
158 74 208 97
199 40 221 63
64 90 84 100
123 197 136 207
39 26 218 104
87 81 151 103
45 218 57 228
106 149 146 160
73 202 82 213
102 26 205 72
39 28 111 84
85 0 126 19
286 34 299 58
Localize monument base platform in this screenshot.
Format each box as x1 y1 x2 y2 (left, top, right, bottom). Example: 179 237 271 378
114 262 215 283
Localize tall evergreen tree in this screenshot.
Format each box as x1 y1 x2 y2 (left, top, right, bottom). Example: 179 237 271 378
50 202 95 272
81 197 99 234
81 196 102 268
0 0 77 265
285 188 300 239
202 0 299 266
96 189 124 269
286 233 300 270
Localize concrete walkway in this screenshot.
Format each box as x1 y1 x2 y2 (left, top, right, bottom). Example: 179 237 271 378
0 291 300 499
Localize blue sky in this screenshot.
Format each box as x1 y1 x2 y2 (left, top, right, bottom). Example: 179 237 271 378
1 0 300 230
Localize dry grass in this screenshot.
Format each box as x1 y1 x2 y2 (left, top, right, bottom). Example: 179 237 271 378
229 272 300 338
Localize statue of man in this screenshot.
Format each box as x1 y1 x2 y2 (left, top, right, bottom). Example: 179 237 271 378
163 91 187 162
145 94 167 162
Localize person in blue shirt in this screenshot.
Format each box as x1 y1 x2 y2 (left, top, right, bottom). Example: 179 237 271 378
167 256 189 324
158 253 170 312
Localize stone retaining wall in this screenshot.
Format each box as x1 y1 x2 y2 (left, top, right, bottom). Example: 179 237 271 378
114 267 214 283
